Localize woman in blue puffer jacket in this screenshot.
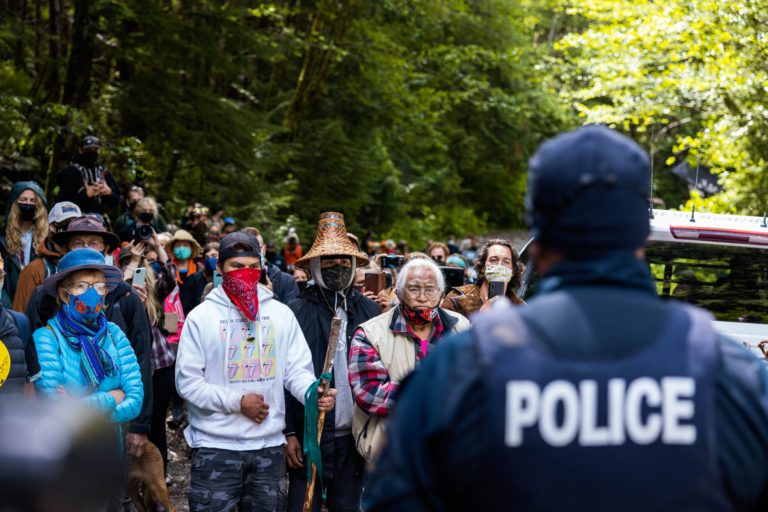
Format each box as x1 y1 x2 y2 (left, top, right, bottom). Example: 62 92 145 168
33 248 143 426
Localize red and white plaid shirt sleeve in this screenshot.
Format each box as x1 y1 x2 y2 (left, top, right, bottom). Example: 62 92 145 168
348 326 399 418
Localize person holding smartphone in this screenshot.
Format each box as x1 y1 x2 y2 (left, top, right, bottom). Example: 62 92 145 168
118 244 177 475
441 238 525 319
54 136 121 216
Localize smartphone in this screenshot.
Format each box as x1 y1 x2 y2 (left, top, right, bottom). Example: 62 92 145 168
489 280 506 299
381 255 405 269
132 267 147 287
364 272 385 295
440 266 465 288
383 271 393 289
213 270 223 288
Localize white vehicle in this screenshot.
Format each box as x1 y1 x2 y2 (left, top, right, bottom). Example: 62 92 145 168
517 209 768 360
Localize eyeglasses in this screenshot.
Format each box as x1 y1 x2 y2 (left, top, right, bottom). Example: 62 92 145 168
69 240 105 250
65 281 108 296
405 286 441 299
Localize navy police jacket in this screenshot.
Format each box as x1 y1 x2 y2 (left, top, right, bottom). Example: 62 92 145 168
364 256 768 512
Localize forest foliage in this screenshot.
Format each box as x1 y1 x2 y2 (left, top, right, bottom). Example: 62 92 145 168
1 0 767 244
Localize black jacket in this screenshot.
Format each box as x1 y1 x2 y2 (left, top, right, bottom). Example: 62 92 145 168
0 306 28 393
25 282 153 434
55 156 121 215
178 270 207 316
266 263 299 305
0 236 38 308
286 285 381 479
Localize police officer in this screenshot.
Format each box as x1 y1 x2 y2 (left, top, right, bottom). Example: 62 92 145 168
363 126 768 511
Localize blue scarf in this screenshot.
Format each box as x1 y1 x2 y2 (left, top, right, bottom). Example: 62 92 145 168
56 305 116 388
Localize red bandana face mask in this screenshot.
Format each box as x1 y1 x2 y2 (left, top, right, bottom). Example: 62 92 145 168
222 268 261 321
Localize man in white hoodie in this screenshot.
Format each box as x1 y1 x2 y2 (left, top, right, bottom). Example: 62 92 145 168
176 232 336 512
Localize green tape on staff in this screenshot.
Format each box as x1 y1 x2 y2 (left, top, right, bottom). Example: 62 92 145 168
303 371 332 499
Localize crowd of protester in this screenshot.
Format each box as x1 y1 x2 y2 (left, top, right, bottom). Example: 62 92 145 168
6 127 768 512
0 135 526 511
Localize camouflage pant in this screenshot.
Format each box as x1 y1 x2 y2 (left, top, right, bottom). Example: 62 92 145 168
189 445 287 512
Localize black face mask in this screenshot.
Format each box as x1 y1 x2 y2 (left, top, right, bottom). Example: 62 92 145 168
79 152 99 167
321 265 354 292
127 201 138 212
138 211 154 223
297 281 309 294
18 203 36 222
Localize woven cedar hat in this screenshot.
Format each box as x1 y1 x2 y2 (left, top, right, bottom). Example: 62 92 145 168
295 212 370 269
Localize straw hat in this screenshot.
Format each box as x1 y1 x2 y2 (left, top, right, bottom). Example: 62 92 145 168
166 229 202 259
295 212 370 269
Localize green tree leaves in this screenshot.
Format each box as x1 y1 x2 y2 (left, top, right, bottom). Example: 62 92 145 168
0 0 572 245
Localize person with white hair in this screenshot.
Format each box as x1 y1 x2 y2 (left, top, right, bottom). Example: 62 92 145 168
348 257 470 462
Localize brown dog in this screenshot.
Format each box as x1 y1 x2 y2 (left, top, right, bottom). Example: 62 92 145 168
126 442 175 512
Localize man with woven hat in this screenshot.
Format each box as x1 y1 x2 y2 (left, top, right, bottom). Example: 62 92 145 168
24 216 153 458
285 212 381 512
166 229 206 316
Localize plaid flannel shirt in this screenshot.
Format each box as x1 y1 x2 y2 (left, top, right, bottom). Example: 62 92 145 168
151 324 176 370
349 307 444 418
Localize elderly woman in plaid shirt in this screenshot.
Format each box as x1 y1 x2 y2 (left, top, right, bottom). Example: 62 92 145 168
348 258 470 461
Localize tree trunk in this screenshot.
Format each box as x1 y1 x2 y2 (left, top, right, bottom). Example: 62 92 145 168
61 0 96 107
44 0 60 101
14 0 27 69
58 0 68 65
34 0 42 72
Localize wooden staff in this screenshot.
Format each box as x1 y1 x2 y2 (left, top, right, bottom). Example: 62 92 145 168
303 316 342 512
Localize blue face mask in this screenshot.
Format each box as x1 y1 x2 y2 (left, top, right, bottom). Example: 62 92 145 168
149 261 163 277
205 257 218 273
174 246 192 260
64 287 106 325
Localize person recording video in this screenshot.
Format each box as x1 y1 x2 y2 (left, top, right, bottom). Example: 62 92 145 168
441 238 525 318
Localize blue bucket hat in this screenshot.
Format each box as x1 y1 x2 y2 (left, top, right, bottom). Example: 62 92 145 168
526 126 651 259
44 248 123 296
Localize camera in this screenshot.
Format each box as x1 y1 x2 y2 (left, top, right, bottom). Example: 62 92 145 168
381 255 405 269
135 224 154 242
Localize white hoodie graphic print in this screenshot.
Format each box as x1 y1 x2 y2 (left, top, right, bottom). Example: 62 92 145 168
175 285 317 451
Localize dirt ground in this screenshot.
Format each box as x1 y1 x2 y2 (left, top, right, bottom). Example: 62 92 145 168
166 421 192 512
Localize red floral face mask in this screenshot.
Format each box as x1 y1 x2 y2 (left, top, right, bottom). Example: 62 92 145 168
401 304 437 326
222 268 261 321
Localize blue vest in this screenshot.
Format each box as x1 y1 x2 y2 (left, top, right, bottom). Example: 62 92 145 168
472 300 731 511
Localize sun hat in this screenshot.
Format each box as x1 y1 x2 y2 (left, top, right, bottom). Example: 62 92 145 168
52 216 121 252
48 202 82 225
295 212 370 269
165 229 202 259
43 248 123 295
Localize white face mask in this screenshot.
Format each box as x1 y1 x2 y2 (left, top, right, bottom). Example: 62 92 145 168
485 264 513 283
